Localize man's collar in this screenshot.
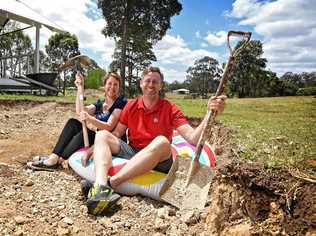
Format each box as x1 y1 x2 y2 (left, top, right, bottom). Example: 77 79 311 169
137 97 146 109
137 96 162 112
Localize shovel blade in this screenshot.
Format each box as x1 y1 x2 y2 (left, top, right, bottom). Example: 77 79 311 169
160 157 214 210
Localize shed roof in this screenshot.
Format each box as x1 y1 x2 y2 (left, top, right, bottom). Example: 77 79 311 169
0 0 64 32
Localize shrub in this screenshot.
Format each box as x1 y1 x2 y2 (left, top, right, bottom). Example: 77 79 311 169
296 87 316 96
85 68 106 89
183 94 193 99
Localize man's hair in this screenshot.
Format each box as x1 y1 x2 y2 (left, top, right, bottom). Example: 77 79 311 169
142 66 164 81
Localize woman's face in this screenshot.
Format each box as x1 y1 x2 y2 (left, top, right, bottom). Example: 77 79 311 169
104 76 120 99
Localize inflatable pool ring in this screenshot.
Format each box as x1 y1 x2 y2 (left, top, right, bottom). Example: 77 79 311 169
68 131 216 200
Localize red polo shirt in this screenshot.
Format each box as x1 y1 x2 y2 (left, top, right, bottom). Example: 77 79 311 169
119 97 188 149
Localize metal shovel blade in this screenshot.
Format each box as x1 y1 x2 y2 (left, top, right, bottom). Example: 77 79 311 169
160 157 214 210
58 54 93 71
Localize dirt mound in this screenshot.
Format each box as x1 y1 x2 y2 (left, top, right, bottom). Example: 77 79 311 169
207 161 316 235
0 100 315 235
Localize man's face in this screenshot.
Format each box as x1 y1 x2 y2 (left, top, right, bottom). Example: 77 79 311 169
140 72 162 97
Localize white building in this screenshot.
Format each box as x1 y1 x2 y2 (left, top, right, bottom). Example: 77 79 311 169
172 88 190 94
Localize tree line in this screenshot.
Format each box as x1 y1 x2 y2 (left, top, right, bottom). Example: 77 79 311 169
1 1 315 97
166 40 316 97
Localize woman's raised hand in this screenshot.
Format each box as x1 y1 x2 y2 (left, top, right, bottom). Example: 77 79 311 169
74 72 85 88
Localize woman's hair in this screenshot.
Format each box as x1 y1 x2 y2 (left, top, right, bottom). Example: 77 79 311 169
103 72 122 87
142 66 164 81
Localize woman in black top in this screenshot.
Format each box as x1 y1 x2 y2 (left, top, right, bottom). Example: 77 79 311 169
28 72 127 170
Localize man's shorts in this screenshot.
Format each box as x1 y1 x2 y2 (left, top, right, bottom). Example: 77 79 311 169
115 139 173 174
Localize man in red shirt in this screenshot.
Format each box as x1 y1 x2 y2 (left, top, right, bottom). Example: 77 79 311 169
86 66 226 215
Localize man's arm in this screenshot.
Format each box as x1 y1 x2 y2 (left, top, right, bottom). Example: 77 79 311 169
176 119 206 145
176 95 227 145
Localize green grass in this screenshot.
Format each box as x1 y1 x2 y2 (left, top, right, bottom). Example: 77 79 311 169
168 93 316 171
1 92 315 171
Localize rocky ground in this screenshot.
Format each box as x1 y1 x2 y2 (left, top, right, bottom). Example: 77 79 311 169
0 100 315 236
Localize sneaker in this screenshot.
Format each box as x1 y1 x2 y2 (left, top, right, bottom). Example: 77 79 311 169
86 183 120 215
80 179 93 199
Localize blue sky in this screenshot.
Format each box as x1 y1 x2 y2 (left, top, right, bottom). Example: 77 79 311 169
168 0 257 50
4 0 316 83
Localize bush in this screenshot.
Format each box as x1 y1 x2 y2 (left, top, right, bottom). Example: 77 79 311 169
191 93 199 99
296 87 316 96
85 68 106 89
183 94 193 99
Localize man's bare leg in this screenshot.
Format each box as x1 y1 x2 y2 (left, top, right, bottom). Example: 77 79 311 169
110 135 171 188
93 130 121 186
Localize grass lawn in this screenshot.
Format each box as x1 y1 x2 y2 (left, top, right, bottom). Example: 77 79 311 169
1 92 315 171
168 93 316 171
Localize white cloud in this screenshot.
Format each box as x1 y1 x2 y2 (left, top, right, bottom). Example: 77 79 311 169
152 34 221 82
158 66 187 83
227 0 316 75
204 31 227 46
226 0 263 19
19 0 115 68
154 34 220 66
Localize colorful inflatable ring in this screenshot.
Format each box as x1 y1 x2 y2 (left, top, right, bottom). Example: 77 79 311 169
68 131 216 200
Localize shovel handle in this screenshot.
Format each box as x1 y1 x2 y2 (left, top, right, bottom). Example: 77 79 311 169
227 31 252 56
198 30 251 153
77 71 90 148
216 31 251 96
185 30 251 186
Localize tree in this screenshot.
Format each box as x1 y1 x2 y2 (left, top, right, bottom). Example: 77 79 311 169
85 68 106 89
45 32 80 71
167 80 188 91
45 32 80 93
299 72 316 88
228 40 268 98
185 56 222 97
98 0 182 95
112 38 157 97
0 21 33 77
279 72 302 96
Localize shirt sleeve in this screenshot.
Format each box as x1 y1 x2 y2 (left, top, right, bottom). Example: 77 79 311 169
171 103 188 128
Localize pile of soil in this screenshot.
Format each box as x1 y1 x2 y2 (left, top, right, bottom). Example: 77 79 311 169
0 100 315 235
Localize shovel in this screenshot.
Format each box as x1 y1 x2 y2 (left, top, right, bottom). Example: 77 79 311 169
59 55 93 147
160 31 252 210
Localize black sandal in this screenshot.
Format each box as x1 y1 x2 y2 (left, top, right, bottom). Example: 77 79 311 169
27 160 59 171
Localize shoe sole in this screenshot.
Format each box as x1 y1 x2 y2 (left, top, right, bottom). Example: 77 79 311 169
87 198 110 215
87 194 120 215
26 161 58 172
